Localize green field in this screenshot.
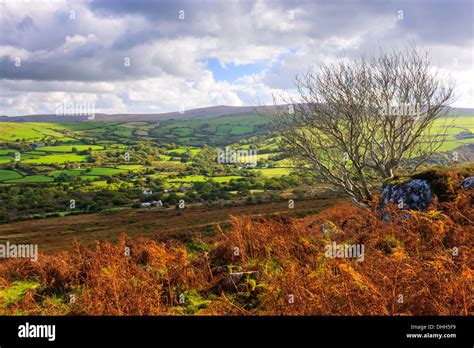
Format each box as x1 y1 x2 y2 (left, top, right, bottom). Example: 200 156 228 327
116 164 146 170
0 114 471 189
0 112 471 227
5 175 54 183
85 167 127 176
149 113 272 144
23 154 89 164
0 149 15 155
37 145 103 153
0 156 13 164
0 170 23 181
0 122 69 141
168 175 207 183
167 148 201 155
48 169 85 177
435 137 474 152
252 167 291 177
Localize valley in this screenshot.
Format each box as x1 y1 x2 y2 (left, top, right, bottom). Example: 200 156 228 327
0 109 472 251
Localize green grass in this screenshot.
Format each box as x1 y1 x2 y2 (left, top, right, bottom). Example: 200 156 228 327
254 153 271 160
37 145 103 153
48 169 85 177
158 155 172 161
171 127 194 136
212 175 243 183
24 151 47 155
35 166 127 181
0 122 69 141
0 170 23 181
0 281 40 308
230 125 254 135
0 156 14 164
23 154 89 164
84 167 126 176
89 180 108 188
258 141 279 151
429 115 474 134
113 127 133 137
0 115 470 191
253 167 291 177
149 113 272 144
0 149 15 155
168 175 207 183
435 138 474 152
78 175 102 181
116 164 146 170
5 175 54 183
273 158 291 166
167 147 201 155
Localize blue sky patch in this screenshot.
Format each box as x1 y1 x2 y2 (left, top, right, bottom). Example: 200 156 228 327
203 58 266 83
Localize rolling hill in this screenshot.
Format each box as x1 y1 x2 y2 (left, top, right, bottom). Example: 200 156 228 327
0 105 280 123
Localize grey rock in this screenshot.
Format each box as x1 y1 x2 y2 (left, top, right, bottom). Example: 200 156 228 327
461 176 474 190
378 179 434 212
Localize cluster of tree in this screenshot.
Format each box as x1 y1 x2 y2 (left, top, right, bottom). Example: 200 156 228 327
0 185 140 223
91 141 168 166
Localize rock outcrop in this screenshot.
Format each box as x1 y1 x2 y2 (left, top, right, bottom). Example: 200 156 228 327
378 179 434 211
461 176 474 190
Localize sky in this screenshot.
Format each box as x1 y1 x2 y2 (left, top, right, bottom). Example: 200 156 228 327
0 0 473 116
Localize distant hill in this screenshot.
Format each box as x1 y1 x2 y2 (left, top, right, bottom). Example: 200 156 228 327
448 107 474 116
0 105 279 123
0 105 472 123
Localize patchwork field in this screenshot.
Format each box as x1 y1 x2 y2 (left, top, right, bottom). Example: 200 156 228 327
0 113 472 227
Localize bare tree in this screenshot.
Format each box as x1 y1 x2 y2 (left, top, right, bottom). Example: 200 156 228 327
274 47 454 210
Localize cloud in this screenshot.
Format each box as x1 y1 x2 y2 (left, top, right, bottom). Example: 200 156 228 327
0 0 472 115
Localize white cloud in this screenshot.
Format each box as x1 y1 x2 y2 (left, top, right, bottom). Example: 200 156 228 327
0 0 472 115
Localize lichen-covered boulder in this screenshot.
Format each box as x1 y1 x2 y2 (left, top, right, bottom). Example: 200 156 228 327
378 179 434 211
461 176 474 190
